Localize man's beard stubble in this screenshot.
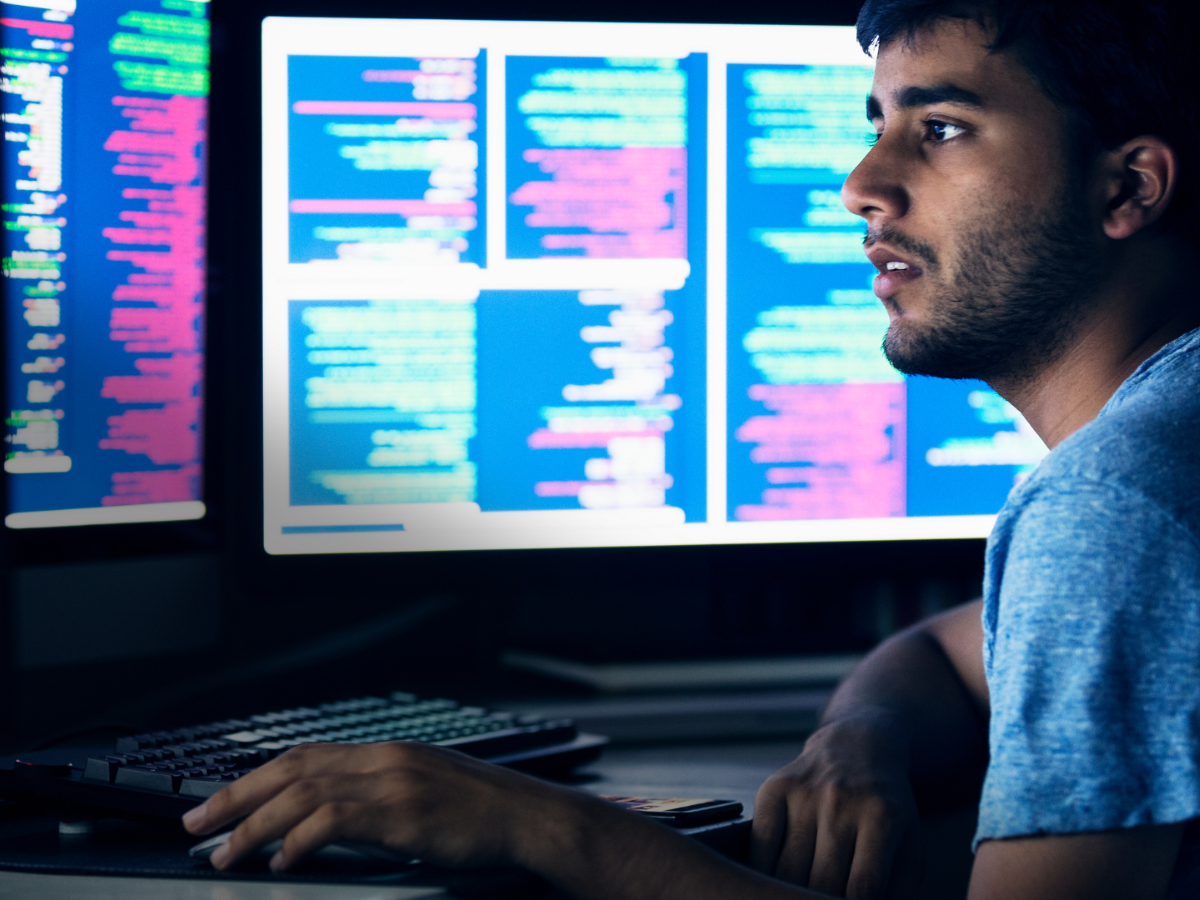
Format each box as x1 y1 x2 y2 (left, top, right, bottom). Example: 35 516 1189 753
876 184 1102 385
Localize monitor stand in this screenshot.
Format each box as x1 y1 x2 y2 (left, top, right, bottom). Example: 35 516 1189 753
502 651 860 694
500 651 856 743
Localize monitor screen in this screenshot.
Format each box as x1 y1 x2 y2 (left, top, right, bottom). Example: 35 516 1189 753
1 0 208 529
262 17 1046 555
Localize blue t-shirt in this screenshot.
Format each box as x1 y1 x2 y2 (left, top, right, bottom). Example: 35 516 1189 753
976 325 1200 890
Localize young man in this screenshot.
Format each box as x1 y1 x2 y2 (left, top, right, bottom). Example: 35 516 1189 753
183 1 1200 897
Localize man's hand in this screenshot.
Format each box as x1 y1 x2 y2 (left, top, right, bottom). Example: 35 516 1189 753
181 740 568 872
751 713 923 900
181 740 826 900
750 602 989 900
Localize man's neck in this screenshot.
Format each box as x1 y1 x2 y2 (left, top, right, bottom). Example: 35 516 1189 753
991 239 1199 449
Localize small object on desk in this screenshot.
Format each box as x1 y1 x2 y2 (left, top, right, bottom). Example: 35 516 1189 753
601 796 743 827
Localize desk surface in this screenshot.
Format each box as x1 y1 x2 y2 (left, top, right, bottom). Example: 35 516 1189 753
0 740 974 900
0 872 446 900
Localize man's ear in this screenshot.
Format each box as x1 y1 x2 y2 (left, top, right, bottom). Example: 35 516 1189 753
1102 136 1178 241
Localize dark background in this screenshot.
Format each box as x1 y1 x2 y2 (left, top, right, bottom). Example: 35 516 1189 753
0 0 985 754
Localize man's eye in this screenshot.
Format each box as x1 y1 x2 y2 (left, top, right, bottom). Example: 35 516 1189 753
926 120 966 142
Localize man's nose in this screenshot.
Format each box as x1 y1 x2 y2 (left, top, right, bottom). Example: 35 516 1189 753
841 140 909 224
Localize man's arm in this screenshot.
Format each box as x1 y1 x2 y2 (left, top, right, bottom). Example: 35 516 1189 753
971 826 1185 900
180 600 990 900
182 739 829 900
750 599 990 898
178 690 1185 900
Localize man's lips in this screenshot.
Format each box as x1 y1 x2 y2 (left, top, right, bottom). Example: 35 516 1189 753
866 245 923 300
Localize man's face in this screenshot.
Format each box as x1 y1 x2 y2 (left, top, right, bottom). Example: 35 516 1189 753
844 18 1105 381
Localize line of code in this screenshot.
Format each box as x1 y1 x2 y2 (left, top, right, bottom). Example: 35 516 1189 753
287 55 485 266
506 57 687 259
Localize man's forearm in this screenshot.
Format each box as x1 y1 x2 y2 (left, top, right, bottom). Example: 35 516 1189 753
821 615 988 789
513 606 990 900
517 788 824 900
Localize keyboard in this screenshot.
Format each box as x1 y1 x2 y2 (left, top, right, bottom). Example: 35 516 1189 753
0 692 607 820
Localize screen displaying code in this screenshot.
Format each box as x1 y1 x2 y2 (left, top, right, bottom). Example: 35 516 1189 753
2 0 206 528
261 20 1048 553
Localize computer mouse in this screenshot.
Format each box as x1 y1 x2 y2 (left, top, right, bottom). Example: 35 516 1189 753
189 829 416 866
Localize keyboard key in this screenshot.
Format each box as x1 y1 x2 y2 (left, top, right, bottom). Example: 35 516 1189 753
222 730 267 744
180 777 225 799
115 766 182 793
114 734 157 754
83 757 121 783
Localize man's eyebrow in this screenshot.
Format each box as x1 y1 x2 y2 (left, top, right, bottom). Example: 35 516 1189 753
865 83 985 120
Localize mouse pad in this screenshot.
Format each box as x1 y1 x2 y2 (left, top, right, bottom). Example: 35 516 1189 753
0 814 544 899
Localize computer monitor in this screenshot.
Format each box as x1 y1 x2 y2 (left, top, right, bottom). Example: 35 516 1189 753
1 0 208 529
261 16 1046 557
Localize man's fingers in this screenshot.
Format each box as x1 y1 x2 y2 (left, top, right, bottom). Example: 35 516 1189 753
749 783 788 873
185 745 344 834
185 743 397 835
771 797 818 886
210 777 330 869
185 770 288 838
212 773 383 869
844 819 901 900
270 801 374 872
806 808 857 897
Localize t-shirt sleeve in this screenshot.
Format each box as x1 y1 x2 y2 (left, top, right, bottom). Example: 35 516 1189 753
976 479 1200 847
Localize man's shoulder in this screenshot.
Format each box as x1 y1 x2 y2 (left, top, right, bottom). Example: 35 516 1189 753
1013 332 1200 533
978 335 1200 856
